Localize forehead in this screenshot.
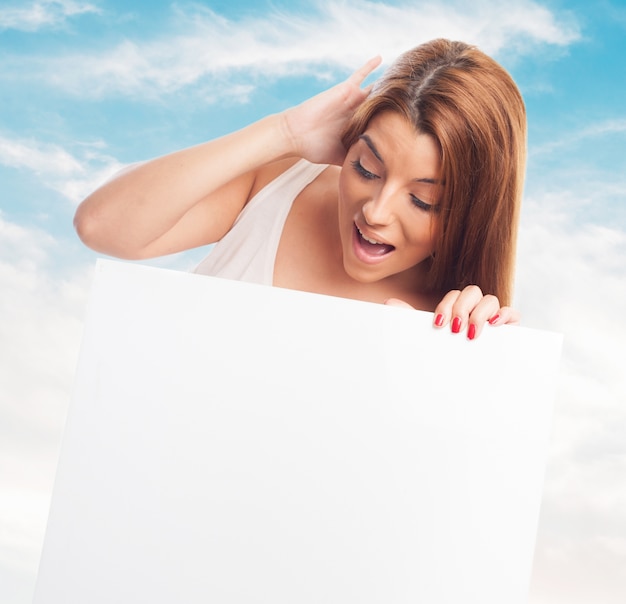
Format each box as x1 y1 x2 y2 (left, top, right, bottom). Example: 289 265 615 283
361 111 441 176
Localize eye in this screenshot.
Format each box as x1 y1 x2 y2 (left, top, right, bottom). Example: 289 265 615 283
410 194 435 212
351 159 379 180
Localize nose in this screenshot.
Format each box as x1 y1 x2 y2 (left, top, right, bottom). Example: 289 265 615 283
361 186 398 227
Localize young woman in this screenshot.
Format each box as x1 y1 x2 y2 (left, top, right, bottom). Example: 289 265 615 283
74 38 526 340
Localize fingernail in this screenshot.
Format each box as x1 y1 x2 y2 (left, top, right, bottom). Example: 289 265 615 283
467 324 476 340
434 313 444 327
451 317 462 334
489 314 500 325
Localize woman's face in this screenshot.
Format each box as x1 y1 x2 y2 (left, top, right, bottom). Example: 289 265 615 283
338 111 442 285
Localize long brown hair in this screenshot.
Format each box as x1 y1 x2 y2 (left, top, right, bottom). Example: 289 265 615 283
342 39 527 306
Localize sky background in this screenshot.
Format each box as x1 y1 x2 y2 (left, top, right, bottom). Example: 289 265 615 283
0 0 624 603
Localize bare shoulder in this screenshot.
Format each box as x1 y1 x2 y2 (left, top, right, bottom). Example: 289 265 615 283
248 158 302 201
248 158 340 200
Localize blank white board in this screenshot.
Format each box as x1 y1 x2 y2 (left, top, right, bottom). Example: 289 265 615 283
33 259 562 603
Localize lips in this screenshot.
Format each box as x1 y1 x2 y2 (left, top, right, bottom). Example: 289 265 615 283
354 224 395 259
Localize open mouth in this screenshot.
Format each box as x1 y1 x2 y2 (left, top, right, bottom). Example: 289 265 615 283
354 224 395 258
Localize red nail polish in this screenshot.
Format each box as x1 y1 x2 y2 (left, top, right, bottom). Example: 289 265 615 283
489 314 500 325
467 323 476 340
452 317 461 333
434 313 444 327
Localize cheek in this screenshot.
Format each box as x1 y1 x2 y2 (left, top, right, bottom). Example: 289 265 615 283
407 215 438 253
426 215 438 243
337 168 348 203
338 163 356 194
337 168 360 216
338 169 374 217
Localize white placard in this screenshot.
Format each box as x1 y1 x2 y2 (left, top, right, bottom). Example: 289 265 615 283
33 259 562 603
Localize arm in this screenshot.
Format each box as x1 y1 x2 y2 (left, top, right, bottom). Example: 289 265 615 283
74 115 290 259
74 57 382 260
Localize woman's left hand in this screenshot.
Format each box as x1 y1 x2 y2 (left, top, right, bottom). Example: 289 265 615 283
385 285 520 340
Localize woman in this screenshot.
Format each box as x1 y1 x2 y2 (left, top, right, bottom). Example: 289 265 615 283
74 39 526 340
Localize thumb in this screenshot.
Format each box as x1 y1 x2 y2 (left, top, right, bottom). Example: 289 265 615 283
383 298 414 309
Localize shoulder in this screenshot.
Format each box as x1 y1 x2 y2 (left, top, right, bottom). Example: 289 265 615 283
248 158 340 202
248 158 301 200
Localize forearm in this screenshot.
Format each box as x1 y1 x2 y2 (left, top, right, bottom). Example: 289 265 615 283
74 113 294 257
74 56 381 258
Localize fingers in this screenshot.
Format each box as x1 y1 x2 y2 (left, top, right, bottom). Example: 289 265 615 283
488 306 521 326
384 297 414 309
340 56 382 111
385 290 520 341
348 55 382 88
433 285 504 340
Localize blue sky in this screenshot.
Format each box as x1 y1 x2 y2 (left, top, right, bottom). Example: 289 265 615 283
1 1 625 603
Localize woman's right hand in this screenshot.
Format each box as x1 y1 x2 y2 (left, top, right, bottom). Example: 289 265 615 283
73 56 381 260
281 56 382 166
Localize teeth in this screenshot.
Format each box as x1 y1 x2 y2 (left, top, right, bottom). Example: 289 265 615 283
358 227 384 245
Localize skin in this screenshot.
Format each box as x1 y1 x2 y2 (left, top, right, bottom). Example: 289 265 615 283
273 111 443 312
338 112 441 287
74 56 520 339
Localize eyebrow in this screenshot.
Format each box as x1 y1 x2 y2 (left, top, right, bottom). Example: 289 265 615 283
359 134 384 163
358 134 442 185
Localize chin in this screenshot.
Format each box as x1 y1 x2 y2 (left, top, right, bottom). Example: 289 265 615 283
342 258 390 285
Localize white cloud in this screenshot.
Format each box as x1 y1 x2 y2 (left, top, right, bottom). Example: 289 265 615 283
0 2 618 593
10 0 580 100
0 213 91 588
580 118 626 137
0 207 203 601
1 186 624 603
0 134 125 204
0 136 83 175
531 117 626 158
4 196 623 604
0 0 100 32
515 186 626 603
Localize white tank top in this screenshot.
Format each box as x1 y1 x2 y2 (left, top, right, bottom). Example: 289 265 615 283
193 160 328 285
